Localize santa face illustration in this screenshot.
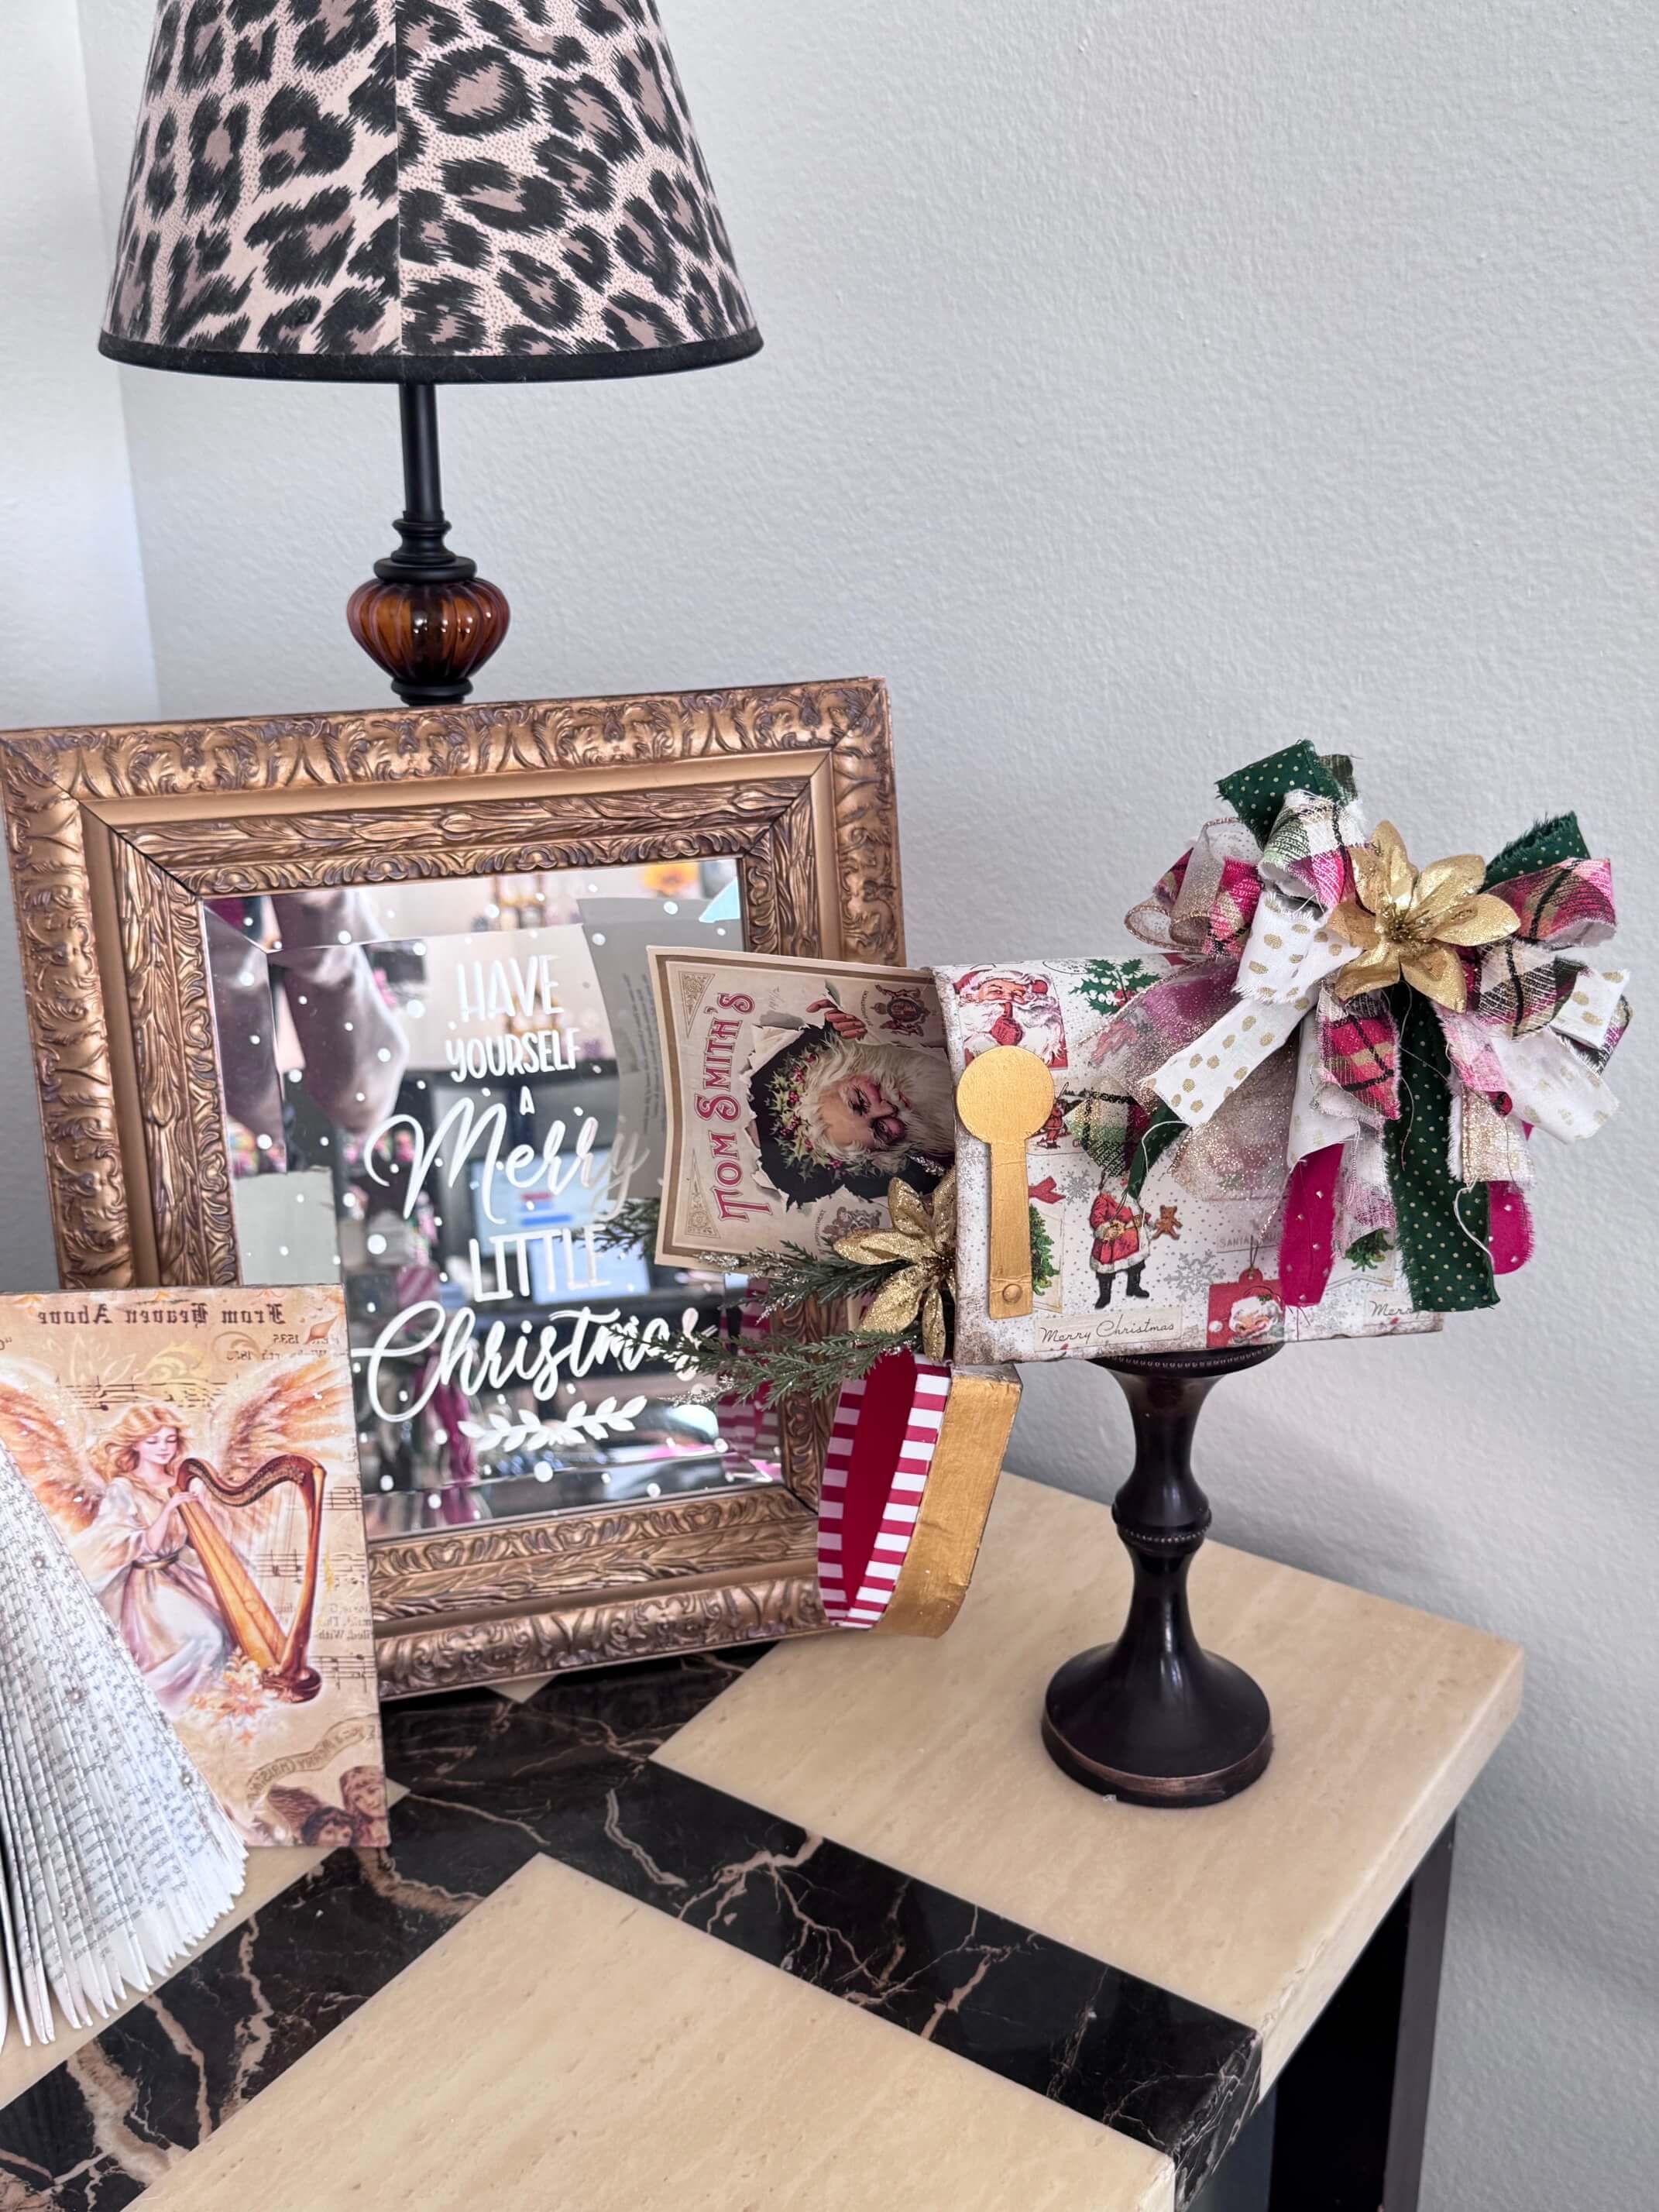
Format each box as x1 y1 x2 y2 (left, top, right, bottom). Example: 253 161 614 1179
809 1036 955 1166
950 968 1068 1069
1228 1293 1281 1343
750 1005 955 1206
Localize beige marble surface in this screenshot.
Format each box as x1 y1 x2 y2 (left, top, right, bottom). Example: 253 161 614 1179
489 1671 555 1703
136 1853 1176 2212
658 1473 1522 2083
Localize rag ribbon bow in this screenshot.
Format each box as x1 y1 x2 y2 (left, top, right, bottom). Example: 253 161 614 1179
1100 743 1628 1315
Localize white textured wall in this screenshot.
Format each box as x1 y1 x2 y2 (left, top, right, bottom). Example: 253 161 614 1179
27 3 1659 2203
0 5 157 1290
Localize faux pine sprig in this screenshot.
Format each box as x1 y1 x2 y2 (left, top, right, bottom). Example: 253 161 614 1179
661 1319 920 1407
601 1181 957 1402
747 1240 924 1319
592 1196 668 1258
596 1196 916 1313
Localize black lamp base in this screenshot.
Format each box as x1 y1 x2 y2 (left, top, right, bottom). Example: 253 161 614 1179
1041 1343 1279 1808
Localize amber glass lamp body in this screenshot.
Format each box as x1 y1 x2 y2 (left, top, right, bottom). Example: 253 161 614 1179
347 383 509 708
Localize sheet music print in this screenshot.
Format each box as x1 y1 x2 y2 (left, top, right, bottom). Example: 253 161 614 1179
0 1286 388 1848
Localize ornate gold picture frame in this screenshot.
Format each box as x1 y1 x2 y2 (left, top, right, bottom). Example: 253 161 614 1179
0 679 903 1697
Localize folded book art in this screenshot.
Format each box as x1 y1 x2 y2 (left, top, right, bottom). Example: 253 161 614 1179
0 1440 246 2049
650 745 1628 1795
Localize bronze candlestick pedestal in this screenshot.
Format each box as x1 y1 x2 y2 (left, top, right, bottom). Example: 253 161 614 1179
1042 1343 1279 1808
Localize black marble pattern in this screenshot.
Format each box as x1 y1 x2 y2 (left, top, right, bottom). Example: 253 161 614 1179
600 1767 1256 2197
0 1653 747 2210
0 1648 1259 2209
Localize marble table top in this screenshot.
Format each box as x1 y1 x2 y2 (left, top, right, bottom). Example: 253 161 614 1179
0 1475 1520 2211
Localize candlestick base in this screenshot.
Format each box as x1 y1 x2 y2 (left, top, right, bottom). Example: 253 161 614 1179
1041 1343 1279 1808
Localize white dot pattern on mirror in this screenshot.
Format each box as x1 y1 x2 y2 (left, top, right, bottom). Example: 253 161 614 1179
203 861 756 1524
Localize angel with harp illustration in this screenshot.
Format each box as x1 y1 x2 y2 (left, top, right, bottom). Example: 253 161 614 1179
0 1358 347 1718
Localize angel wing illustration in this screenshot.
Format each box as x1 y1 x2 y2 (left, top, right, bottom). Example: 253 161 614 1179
173 1356 352 1709
209 1353 352 1478
259 1783 362 1847
0 1371 105 1532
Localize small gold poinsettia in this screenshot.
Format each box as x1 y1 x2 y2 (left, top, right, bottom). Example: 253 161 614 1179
833 1172 957 1362
1329 821 1519 1011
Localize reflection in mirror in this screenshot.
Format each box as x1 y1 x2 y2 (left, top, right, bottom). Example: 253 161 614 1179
201 860 768 1537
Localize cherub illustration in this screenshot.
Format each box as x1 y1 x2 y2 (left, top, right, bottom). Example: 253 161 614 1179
0 1358 349 1718
260 1764 387 1849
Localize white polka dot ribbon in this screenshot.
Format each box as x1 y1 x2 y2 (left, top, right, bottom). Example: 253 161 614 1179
1233 884 1358 1005
1555 965 1627 1057
1485 1024 1619 1144
1151 884 1360 1132
1153 990 1316 1129
1453 960 1627 1145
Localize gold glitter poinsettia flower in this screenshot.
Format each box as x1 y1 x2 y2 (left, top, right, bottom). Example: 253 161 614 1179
1329 820 1520 1011
833 1172 957 1361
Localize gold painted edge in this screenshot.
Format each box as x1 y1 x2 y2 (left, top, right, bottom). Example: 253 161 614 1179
873 1365 1022 1638
373 1564 824 1698
86 749 818 828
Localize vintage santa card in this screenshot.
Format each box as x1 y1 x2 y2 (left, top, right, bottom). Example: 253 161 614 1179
650 950 954 1267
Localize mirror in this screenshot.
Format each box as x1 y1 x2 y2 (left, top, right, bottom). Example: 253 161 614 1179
201 860 772 1537
5 680 903 1691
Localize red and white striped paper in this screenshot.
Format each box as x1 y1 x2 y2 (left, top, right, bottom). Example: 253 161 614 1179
816 1352 953 1627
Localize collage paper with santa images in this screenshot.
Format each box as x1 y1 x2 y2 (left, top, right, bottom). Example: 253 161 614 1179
935 960 1438 1364
649 950 954 1264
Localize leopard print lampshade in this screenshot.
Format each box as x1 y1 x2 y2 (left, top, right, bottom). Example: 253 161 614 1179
99 0 761 382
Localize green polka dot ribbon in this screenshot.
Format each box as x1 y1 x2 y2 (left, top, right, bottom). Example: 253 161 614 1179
1383 989 1499 1313
1216 743 1350 846
1483 812 1590 886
